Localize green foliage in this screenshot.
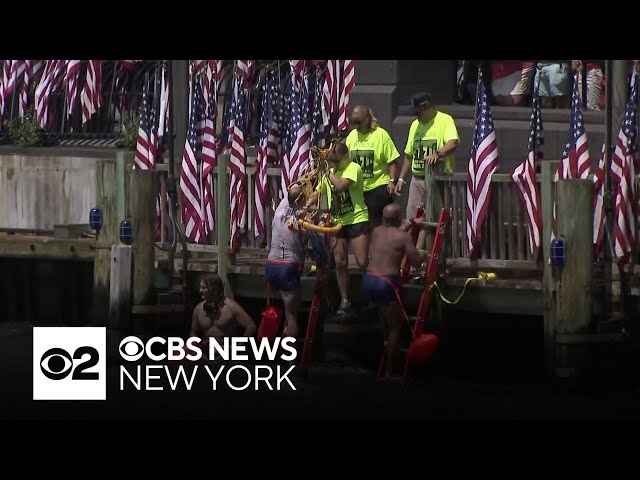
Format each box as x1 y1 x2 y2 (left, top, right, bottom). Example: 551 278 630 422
4 108 47 147
117 114 140 150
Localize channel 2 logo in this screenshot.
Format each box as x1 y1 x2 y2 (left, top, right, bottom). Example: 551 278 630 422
33 327 106 400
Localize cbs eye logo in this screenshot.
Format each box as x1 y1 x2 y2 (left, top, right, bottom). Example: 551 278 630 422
40 346 100 381
119 337 145 361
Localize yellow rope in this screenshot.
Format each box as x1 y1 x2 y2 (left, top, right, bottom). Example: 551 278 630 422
428 272 497 305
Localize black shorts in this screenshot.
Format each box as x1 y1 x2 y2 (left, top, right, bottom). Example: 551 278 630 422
364 184 393 223
337 221 369 239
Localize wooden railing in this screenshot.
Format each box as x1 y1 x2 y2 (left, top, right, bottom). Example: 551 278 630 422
437 173 539 262
159 156 640 273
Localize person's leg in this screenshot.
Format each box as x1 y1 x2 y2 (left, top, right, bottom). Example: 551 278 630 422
510 67 533 106
586 67 603 111
536 65 554 108
350 227 370 273
381 302 405 377
365 185 392 231
281 289 300 338
333 236 351 313
548 63 570 108
406 176 427 249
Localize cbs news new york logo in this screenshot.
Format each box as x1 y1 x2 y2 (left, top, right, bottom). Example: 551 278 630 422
33 327 106 400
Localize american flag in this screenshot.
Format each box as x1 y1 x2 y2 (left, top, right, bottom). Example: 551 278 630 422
64 60 82 120
311 68 327 147
19 60 31 118
289 60 304 92
133 79 153 170
81 60 102 124
467 72 499 258
180 77 205 243
558 73 590 180
255 74 282 239
337 60 354 132
201 70 218 238
511 84 543 255
322 60 340 130
284 78 311 195
227 70 249 252
0 60 11 122
35 60 65 130
610 70 639 263
593 144 607 258
267 70 286 208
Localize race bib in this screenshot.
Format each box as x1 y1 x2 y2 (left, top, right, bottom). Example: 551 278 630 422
412 139 438 175
352 149 375 179
334 191 354 217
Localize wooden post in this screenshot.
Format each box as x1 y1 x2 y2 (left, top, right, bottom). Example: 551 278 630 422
555 179 593 332
109 245 132 330
216 154 233 299
92 152 130 327
128 169 158 305
423 165 445 252
541 160 556 378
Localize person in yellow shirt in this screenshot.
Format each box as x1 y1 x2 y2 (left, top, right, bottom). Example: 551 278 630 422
396 91 460 251
345 105 401 229
322 142 369 317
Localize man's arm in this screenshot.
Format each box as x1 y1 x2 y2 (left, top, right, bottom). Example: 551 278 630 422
396 153 412 193
405 233 425 268
232 302 257 337
426 139 460 165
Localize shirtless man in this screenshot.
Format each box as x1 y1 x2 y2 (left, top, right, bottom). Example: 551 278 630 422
362 203 425 378
265 185 306 340
190 274 257 355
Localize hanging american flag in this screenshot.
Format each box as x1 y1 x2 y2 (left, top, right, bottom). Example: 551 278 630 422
81 60 102 124
593 144 607 258
64 60 82 120
0 60 11 122
610 70 639 264
337 60 354 132
511 84 543 256
255 75 282 240
133 79 153 170
201 70 218 238
18 60 31 118
467 72 499 258
322 60 340 130
289 60 304 92
558 73 590 180
35 60 65 130
180 77 205 243
228 70 249 252
282 77 312 197
311 67 327 147
6 61 26 99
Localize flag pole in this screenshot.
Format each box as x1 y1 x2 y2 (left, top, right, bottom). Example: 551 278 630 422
603 59 613 322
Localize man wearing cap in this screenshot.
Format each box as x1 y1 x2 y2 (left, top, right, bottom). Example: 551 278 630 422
396 91 459 251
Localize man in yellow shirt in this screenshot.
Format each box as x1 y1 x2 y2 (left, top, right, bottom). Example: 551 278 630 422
322 142 369 317
345 105 401 229
397 91 460 250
